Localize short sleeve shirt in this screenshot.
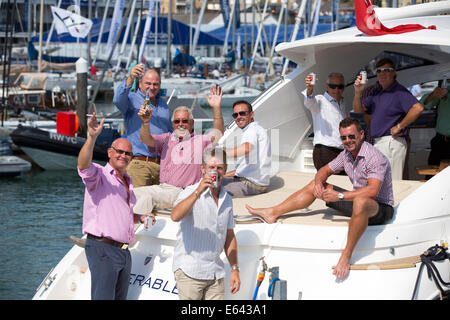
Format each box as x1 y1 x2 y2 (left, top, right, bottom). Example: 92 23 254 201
328 141 394 206
172 182 235 280
362 81 418 138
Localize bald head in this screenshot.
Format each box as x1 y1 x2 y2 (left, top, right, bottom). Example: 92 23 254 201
108 138 133 173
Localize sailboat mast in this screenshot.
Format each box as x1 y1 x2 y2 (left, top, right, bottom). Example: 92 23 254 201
38 0 44 72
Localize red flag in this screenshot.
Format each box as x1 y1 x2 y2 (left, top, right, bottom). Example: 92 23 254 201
355 0 436 36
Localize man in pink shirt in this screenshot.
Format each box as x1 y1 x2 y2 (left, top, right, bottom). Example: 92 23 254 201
78 113 153 300
132 85 225 215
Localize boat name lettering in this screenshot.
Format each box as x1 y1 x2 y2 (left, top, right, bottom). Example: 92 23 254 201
49 132 78 144
129 273 178 295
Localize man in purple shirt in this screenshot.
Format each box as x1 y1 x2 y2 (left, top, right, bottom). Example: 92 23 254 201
78 113 152 300
132 85 225 215
246 117 393 279
353 57 424 180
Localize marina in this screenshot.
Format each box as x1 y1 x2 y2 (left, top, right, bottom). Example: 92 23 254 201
1 1 450 300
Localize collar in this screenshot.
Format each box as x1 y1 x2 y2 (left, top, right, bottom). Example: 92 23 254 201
195 181 228 209
106 162 131 184
324 91 344 104
170 131 195 142
242 121 257 132
381 80 399 93
345 141 369 161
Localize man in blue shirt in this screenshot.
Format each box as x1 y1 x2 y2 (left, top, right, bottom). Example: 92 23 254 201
113 64 173 187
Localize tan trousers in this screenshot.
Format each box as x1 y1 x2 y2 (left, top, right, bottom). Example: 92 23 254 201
174 269 224 300
132 183 182 214
126 159 160 187
374 135 407 180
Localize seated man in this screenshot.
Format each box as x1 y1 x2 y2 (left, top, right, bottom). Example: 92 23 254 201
222 100 272 197
132 85 225 215
246 117 394 279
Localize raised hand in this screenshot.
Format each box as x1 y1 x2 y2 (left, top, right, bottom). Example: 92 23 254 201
88 112 105 138
353 74 366 94
138 104 152 123
130 63 144 81
205 84 223 109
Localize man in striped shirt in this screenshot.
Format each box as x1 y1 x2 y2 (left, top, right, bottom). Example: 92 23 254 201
246 117 393 279
132 85 225 215
171 147 240 300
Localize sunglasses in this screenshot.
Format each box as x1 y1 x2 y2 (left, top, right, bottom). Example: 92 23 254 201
232 111 249 119
376 67 394 73
173 119 189 124
340 134 356 141
111 146 133 157
327 83 345 90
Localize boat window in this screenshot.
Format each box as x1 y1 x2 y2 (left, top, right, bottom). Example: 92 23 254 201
28 95 40 104
362 51 434 78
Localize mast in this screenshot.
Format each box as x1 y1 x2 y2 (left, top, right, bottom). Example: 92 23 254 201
281 0 307 76
166 0 172 75
37 0 44 72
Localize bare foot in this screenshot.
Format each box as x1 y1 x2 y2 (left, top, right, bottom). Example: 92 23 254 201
333 253 351 279
245 204 278 224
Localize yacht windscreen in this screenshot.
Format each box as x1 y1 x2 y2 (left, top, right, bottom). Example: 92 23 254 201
363 51 434 78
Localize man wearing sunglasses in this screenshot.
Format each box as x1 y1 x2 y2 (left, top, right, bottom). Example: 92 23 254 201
222 100 272 197
114 66 173 188
132 85 225 215
246 117 393 280
353 57 424 180
78 113 152 299
302 72 350 171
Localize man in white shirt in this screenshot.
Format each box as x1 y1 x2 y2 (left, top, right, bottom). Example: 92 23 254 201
222 100 272 197
171 147 240 300
302 72 350 171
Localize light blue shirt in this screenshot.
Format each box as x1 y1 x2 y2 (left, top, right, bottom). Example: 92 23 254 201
113 78 173 157
172 182 235 280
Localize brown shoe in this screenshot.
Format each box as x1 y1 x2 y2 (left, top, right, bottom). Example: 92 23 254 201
70 236 86 248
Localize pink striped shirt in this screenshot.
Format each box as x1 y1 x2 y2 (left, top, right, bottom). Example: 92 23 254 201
78 162 137 243
149 132 213 188
328 141 394 206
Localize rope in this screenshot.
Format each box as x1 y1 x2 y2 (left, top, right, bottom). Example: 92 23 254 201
411 244 450 300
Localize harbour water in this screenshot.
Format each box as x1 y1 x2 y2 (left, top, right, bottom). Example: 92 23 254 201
0 101 233 300
0 169 84 300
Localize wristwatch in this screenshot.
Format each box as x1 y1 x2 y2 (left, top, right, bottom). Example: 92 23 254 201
338 192 345 201
231 265 240 271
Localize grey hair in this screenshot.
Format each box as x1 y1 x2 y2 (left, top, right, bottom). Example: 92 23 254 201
172 106 194 121
327 72 345 83
202 146 227 169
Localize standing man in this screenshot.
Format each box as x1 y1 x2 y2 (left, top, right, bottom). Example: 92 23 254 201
78 113 150 300
171 147 240 300
420 83 450 166
302 72 350 171
132 85 225 215
222 100 272 197
246 118 394 279
353 57 424 180
113 64 173 187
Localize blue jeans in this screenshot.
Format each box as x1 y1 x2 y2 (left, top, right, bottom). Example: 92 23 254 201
85 238 132 300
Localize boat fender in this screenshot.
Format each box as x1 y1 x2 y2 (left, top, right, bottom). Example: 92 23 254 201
411 244 450 300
